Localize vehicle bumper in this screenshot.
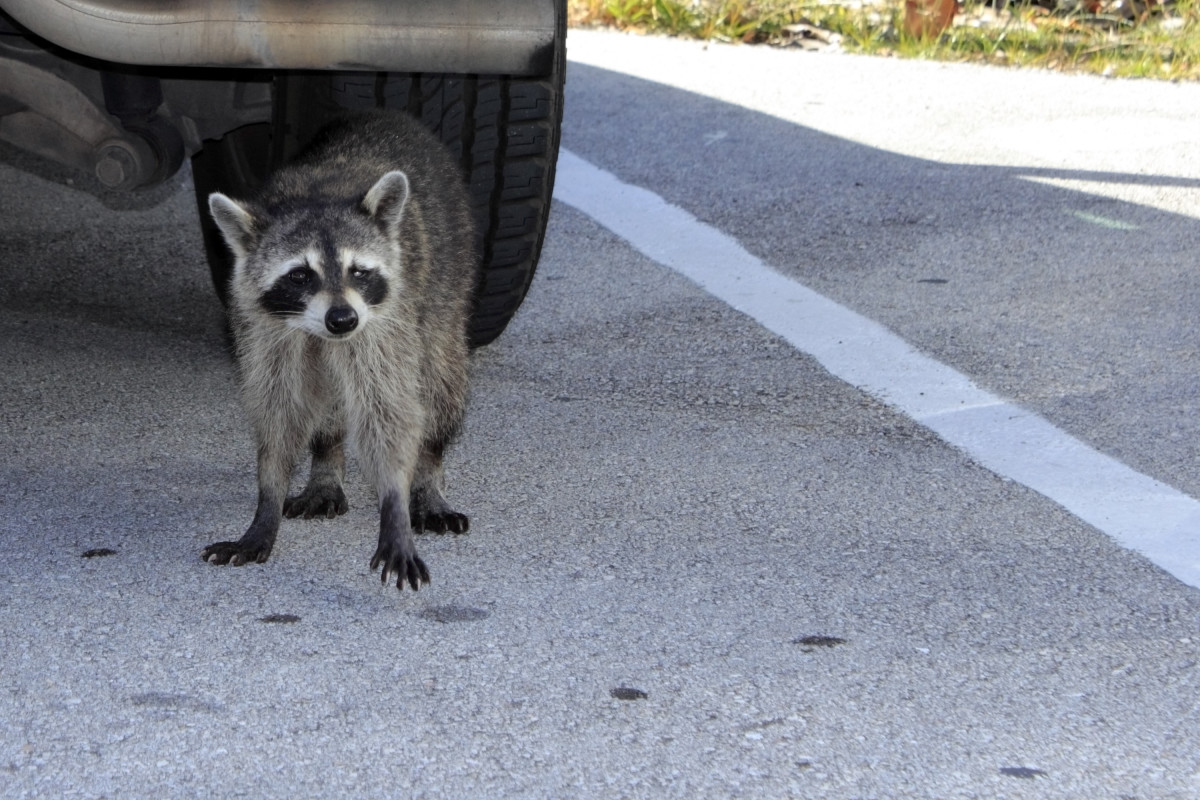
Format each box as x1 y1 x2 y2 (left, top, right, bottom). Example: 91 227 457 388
0 0 558 74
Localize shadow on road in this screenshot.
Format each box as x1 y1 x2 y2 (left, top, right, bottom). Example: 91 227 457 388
563 62 1200 500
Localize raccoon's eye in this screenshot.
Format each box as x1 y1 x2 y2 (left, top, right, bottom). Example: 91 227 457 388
287 267 313 285
348 265 370 279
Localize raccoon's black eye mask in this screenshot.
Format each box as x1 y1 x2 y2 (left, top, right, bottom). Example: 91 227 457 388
348 264 389 306
260 266 319 318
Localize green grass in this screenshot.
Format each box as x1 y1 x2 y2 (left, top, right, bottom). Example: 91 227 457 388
568 0 1200 80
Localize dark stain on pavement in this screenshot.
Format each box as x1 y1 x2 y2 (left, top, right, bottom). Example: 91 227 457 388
419 604 490 623
81 548 117 558
130 692 223 713
793 635 848 649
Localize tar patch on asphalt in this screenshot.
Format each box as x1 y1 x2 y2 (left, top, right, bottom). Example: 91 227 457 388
81 548 117 558
258 613 302 624
130 691 224 713
418 604 490 623
792 635 848 649
611 687 649 701
1000 766 1047 779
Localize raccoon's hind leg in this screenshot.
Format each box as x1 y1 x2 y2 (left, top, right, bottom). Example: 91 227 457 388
410 440 469 534
283 427 349 519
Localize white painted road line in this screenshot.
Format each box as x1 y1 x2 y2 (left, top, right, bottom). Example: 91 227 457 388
554 147 1200 591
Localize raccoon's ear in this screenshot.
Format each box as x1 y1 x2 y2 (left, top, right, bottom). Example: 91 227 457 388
362 170 411 236
208 193 259 262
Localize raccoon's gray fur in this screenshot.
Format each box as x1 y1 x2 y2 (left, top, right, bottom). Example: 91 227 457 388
202 110 476 591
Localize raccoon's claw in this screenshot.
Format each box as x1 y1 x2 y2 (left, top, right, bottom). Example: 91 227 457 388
413 510 469 535
409 487 469 534
370 544 430 591
202 540 272 566
283 486 349 519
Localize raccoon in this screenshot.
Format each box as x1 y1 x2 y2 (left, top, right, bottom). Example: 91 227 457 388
202 110 476 591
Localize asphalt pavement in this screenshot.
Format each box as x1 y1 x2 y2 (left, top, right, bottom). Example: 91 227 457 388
2 29 1199 799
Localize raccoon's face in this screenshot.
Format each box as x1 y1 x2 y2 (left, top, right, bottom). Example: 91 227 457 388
209 170 412 341
255 237 393 340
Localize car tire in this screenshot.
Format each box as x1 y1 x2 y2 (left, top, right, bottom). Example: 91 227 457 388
191 6 565 347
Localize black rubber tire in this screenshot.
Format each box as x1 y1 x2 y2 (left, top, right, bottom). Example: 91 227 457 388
191 5 566 347
192 120 273 308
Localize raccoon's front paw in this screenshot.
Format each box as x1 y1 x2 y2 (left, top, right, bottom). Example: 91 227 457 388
202 539 272 566
370 541 430 591
283 485 349 519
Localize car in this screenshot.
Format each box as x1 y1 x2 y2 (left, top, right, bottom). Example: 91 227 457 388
0 0 566 346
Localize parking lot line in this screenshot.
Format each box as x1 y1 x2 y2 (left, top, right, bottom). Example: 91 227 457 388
554 147 1200 591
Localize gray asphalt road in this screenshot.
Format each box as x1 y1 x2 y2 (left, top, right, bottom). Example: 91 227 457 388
2 30 1199 799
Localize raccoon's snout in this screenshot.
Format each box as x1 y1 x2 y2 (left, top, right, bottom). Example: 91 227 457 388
325 305 359 335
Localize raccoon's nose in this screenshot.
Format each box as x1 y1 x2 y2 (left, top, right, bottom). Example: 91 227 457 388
325 306 359 335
